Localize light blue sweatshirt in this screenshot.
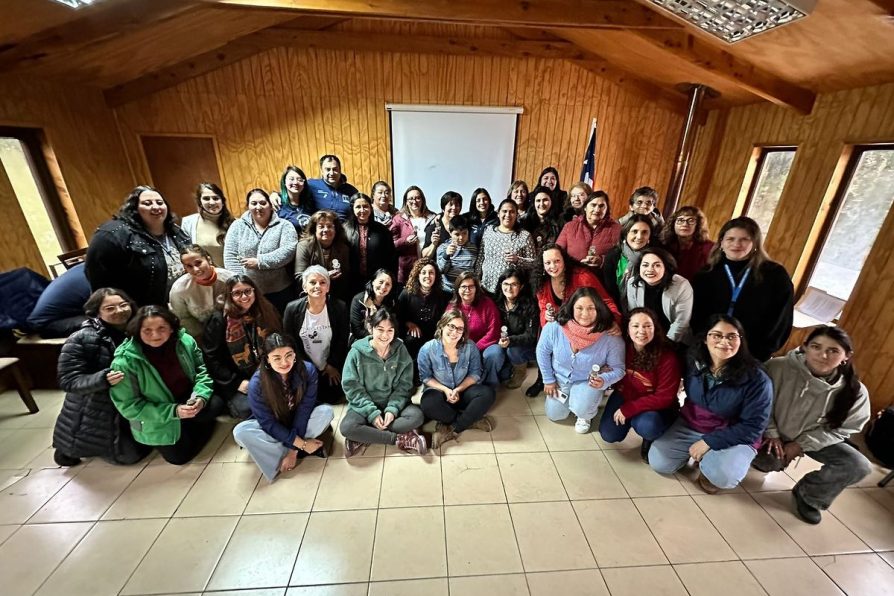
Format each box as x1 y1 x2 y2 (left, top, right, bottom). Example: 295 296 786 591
535 321 626 388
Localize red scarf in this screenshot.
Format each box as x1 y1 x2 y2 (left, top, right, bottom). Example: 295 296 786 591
561 319 603 353
195 267 218 287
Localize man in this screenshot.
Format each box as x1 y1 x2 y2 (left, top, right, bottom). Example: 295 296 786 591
306 154 359 221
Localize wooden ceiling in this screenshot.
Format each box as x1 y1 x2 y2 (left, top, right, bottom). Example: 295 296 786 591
1 0 893 114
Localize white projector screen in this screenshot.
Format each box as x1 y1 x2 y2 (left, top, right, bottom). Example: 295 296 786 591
388 104 522 210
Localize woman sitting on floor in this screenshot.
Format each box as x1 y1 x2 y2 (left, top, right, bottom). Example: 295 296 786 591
169 244 233 340
349 268 398 340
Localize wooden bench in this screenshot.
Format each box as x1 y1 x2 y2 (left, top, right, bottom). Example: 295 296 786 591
12 335 66 390
0 357 39 413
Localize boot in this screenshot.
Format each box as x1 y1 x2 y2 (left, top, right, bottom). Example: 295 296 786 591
525 370 544 397
640 439 653 463
505 363 527 389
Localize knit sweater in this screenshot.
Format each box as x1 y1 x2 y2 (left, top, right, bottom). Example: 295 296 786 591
557 215 621 267
223 211 298 295
614 346 681 419
476 226 536 294
455 296 502 351
535 321 626 388
169 268 233 337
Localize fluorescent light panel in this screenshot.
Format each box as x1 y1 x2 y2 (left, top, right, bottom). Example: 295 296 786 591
49 0 96 8
649 0 816 43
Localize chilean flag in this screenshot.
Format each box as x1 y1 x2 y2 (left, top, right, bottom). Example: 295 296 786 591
579 118 598 185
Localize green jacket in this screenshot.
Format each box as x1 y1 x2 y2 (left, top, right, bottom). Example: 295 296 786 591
342 337 414 423
109 329 213 446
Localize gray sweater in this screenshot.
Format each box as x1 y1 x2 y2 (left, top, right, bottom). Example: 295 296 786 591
223 211 298 294
623 274 694 343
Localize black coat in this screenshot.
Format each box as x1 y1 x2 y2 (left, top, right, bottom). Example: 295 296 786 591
344 220 398 296
283 296 350 372
52 319 149 463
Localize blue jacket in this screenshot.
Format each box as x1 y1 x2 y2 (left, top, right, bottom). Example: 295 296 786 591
418 338 483 388
306 178 359 221
536 321 626 388
247 361 319 449
278 201 312 232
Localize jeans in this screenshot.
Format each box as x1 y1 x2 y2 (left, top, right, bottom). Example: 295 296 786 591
339 405 424 445
648 417 756 489
482 344 536 387
598 391 676 443
420 385 496 432
544 381 602 423
752 441 872 510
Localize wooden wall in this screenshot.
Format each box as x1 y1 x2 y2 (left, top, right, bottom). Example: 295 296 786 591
112 46 684 218
684 82 894 412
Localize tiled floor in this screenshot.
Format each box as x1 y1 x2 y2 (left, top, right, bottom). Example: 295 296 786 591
1 374 894 596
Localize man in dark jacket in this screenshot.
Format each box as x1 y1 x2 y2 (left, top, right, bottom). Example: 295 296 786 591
306 154 359 222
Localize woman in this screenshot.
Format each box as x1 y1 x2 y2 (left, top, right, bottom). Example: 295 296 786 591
691 216 794 362
233 333 335 482
350 268 398 340
537 166 567 206
753 326 871 524
649 315 772 493
275 165 313 232
557 190 621 270
523 186 563 254
396 258 451 365
85 185 190 306
465 187 497 246
483 268 538 389
419 310 497 449
180 183 234 268
536 288 625 434
371 180 397 225
476 199 536 295
283 266 349 404
202 275 282 419
295 210 352 302
169 245 234 339
343 193 397 297
223 188 298 314
623 247 693 345
601 214 653 304
660 206 713 281
449 272 501 359
563 182 592 222
507 180 530 214
619 186 664 230
53 288 151 467
341 308 427 457
422 191 462 259
598 308 680 461
390 186 436 283
110 305 224 465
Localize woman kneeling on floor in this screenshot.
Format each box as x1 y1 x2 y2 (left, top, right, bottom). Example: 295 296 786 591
649 314 772 493
341 308 427 457
233 333 334 482
536 287 625 434
753 325 871 524
419 309 497 449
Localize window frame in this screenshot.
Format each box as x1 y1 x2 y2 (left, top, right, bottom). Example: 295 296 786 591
740 145 797 226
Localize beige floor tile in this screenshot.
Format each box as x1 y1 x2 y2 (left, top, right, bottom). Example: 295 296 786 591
572 499 668 567
491 416 547 453
368 577 448 596
856 462 894 488
371 506 446 580
0 522 92 596
206 590 285 596
291 509 377 585
510 501 595 572
881 551 894 569
0 467 79 524
603 448 688 497
601 565 688 596
635 496 737 564
445 504 523 576
526 569 609 596
813 553 894 596
741 466 797 493
244 457 326 514
147 421 232 466
103 463 204 519
441 453 506 505
30 463 141 522
593 426 644 450
207 513 309 591
0 427 54 468
26 446 67 469
551 450 627 500
313 457 383 511
744 558 844 596
866 487 894 513
784 456 824 483
378 455 442 508
489 393 536 417
437 427 496 455
829 488 894 550
498 452 567 502
36 518 166 596
121 516 238 595
0 524 18 545
674 561 767 596
175 462 261 517
533 415 600 451
693 493 804 559
448 573 530 595
287 585 368 596
0 467 30 491
675 464 745 495
752 491 871 556
211 433 256 463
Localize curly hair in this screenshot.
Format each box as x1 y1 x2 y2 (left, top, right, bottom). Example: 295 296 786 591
660 205 710 250
116 185 177 233
404 258 441 296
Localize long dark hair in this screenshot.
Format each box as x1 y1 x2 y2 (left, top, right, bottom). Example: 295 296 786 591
193 182 234 244
631 247 678 291
127 305 180 346
690 314 758 382
538 243 572 289
524 185 562 232
258 333 307 425
222 275 283 330
803 326 861 429
279 165 312 211
466 187 494 222
557 287 613 333
625 307 666 372
363 268 398 308
83 287 136 318
116 185 177 233
405 258 441 296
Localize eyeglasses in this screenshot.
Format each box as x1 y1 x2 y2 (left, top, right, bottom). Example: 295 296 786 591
446 323 465 334
675 217 697 225
231 288 255 298
707 332 741 343
101 303 131 313
458 285 476 292
634 199 656 207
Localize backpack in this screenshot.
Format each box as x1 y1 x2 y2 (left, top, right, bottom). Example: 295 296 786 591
865 407 894 468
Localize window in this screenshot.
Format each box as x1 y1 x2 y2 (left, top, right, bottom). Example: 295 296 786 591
743 147 796 235
804 145 894 303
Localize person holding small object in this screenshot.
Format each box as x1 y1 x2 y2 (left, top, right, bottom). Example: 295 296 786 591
233 333 334 482
436 215 479 293
422 191 462 259
557 190 620 270
294 209 352 302
396 258 451 369
483 268 538 389
476 198 536 295
390 186 436 283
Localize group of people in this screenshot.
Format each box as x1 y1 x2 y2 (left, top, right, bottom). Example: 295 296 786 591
47 156 873 526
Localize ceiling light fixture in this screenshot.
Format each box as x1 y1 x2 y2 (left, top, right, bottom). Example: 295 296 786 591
49 0 97 8
648 0 816 43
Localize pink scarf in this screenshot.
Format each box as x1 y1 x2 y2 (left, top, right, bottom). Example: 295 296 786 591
561 319 603 353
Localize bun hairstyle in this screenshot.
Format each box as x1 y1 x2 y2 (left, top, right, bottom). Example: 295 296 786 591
803 326 861 429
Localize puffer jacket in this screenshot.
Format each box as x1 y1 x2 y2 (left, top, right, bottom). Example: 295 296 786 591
53 319 147 463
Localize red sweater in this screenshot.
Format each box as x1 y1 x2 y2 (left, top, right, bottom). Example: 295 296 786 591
456 295 501 351
535 266 621 328
671 239 714 281
615 346 681 418
557 215 621 266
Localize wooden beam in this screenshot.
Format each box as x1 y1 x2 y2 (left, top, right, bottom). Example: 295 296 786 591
201 0 682 29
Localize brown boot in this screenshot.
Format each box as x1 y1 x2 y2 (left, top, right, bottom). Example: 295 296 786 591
505 363 527 389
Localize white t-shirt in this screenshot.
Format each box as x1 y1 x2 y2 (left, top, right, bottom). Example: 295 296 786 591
299 305 332 371
410 216 428 257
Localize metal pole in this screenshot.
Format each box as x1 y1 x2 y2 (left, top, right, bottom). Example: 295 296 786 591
664 84 708 219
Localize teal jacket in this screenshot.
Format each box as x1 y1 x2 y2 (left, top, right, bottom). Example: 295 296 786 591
109 329 213 446
342 337 414 423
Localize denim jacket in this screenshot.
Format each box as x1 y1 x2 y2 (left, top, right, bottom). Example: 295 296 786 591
417 338 483 388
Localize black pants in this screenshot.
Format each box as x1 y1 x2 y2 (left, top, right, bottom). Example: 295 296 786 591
155 394 225 465
420 384 496 432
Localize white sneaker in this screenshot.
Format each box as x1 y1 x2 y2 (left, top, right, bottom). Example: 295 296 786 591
574 417 591 434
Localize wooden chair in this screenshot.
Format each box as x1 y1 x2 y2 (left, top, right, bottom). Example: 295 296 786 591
56 247 87 270
0 357 39 413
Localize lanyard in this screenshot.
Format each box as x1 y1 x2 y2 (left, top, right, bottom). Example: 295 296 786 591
723 265 751 316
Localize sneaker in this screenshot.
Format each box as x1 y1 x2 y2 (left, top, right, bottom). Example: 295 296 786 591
433 426 460 449
574 417 591 434
468 415 496 433
53 449 81 467
344 437 368 458
640 439 653 463
395 429 428 455
792 488 822 524
696 471 720 494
